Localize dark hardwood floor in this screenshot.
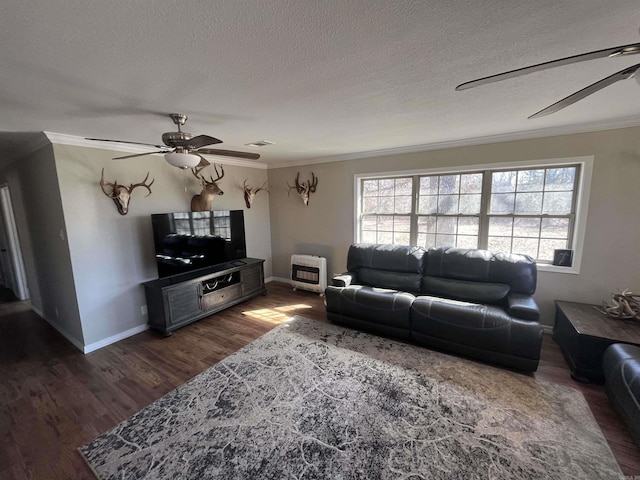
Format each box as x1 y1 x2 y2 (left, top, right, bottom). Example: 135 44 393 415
1 282 639 479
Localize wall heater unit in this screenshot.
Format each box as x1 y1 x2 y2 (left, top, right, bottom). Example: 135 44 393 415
290 254 327 295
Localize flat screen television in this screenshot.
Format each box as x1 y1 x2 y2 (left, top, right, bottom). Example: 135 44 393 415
151 210 247 278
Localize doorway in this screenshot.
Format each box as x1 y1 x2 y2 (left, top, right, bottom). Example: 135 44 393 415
0 185 28 300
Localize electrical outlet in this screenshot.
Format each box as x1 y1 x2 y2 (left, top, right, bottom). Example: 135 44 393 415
141 305 148 315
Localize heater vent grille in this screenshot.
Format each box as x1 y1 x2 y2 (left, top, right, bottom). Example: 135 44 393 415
290 254 327 295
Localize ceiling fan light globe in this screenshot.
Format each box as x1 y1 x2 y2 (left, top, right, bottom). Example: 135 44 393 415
164 152 200 169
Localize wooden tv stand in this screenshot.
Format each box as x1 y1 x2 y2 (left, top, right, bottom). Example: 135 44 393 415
143 258 266 335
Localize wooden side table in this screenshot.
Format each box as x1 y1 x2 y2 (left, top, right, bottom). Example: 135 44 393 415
553 300 640 383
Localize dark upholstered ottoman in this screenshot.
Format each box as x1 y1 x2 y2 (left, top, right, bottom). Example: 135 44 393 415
411 296 543 372
603 343 640 447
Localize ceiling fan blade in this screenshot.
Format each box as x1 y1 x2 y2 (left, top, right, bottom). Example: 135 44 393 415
528 63 640 119
196 148 260 160
112 150 169 160
196 154 211 167
85 137 166 149
456 42 640 91
187 135 223 149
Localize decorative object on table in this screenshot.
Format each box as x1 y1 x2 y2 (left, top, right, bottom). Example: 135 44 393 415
456 40 640 119
595 289 640 320
190 164 224 212
99 168 154 215
242 179 269 208
85 113 260 169
287 172 318 206
79 316 622 480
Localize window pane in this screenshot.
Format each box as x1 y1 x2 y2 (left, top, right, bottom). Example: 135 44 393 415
418 216 437 233
490 193 515 214
541 217 569 239
417 233 436 249
395 196 412 214
437 217 457 234
488 236 512 253
515 192 542 214
378 231 393 243
438 195 458 214
436 234 455 246
363 180 378 196
379 196 394 214
439 175 459 194
419 195 437 214
456 235 478 249
513 218 540 238
489 217 513 236
492 171 516 193
379 179 394 196
394 232 411 244
512 237 539 257
517 169 544 192
395 177 412 196
459 194 481 214
542 192 572 214
363 197 378 213
378 216 393 231
394 216 411 232
545 167 576 192
361 231 377 243
362 215 377 231
420 176 438 195
539 239 568 261
458 217 479 235
460 173 483 193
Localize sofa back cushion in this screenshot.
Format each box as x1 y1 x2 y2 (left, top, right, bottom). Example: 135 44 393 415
422 276 510 304
359 268 423 293
347 243 426 274
425 246 537 295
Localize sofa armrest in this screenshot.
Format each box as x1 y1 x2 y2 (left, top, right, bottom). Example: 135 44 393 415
332 272 357 287
507 293 540 321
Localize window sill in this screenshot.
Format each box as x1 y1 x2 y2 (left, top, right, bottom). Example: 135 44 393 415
537 264 580 275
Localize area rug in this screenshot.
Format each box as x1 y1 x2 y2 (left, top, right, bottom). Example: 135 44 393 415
80 316 623 479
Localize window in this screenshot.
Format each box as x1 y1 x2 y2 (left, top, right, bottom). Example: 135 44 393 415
357 158 591 268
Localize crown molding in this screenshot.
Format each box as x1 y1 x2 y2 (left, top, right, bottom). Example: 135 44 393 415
267 115 640 169
44 132 268 170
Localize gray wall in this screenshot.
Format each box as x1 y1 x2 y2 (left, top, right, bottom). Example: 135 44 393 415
1 144 84 346
53 143 271 349
268 126 640 328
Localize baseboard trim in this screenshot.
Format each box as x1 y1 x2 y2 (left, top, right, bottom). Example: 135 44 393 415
35 310 85 353
270 276 292 285
83 324 150 354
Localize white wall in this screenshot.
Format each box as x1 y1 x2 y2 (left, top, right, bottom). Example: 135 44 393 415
268 126 640 328
53 143 271 350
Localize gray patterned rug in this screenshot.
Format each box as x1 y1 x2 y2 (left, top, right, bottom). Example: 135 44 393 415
80 316 622 479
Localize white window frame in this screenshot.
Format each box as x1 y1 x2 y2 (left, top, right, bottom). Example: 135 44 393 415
354 155 593 275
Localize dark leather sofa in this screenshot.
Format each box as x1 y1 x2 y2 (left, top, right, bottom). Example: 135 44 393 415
603 343 640 447
325 244 544 372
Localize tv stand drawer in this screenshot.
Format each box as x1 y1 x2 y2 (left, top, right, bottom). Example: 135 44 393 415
201 284 242 311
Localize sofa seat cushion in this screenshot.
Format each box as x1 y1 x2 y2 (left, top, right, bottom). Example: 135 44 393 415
411 296 543 362
603 343 640 447
422 276 510 304
359 267 422 293
325 285 415 329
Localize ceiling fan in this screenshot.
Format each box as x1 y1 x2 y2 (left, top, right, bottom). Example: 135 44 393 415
86 113 260 169
456 42 640 119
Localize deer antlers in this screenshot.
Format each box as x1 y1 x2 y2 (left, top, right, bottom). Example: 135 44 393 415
287 172 318 206
191 163 224 185
100 168 154 215
243 179 269 208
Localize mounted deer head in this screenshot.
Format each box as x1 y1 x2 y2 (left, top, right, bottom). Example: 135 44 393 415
99 168 154 215
242 179 269 208
191 163 224 212
287 172 318 206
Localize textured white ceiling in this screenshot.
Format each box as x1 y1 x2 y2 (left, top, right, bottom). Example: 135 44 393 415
1 1 640 166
